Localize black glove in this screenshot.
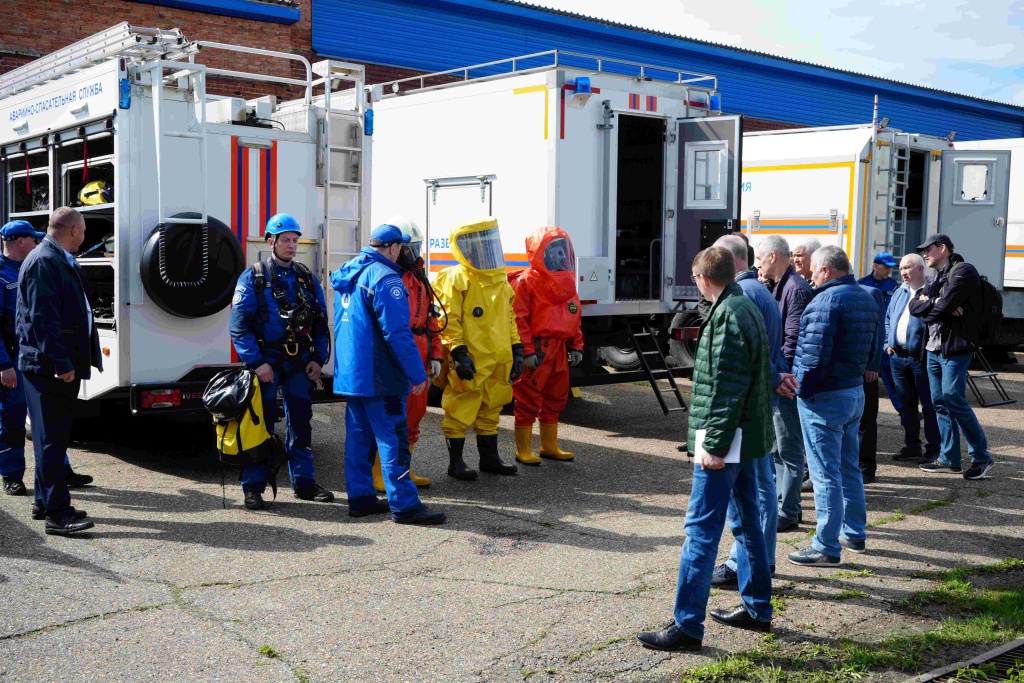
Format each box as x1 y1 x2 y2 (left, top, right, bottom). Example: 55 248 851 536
450 346 476 381
510 343 525 382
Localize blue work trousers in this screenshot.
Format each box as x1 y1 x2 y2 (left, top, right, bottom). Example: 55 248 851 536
890 354 940 453
344 395 425 519
726 452 777 573
672 459 772 641
926 351 992 468
880 352 903 413
772 395 805 524
24 373 79 522
799 386 867 559
0 369 27 479
241 368 316 494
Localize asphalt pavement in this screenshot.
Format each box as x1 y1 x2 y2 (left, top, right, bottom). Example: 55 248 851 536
1 365 1022 682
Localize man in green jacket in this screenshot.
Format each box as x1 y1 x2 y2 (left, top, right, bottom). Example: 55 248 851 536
638 246 775 652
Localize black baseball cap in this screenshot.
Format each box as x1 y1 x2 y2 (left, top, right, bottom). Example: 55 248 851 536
916 234 954 252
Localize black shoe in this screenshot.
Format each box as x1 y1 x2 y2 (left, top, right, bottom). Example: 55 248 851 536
777 515 800 533
32 501 88 521
709 605 772 632
393 509 446 525
861 471 876 485
295 484 335 503
348 498 391 518
477 434 517 476
920 452 939 465
892 447 923 462
44 517 95 536
243 491 265 510
801 474 814 493
637 623 701 652
710 563 738 588
446 437 479 481
2 476 26 496
963 461 995 480
65 471 93 488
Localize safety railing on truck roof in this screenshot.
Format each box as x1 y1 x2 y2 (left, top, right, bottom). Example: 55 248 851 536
371 50 718 99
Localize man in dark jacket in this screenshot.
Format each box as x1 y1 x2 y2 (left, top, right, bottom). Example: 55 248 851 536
638 246 773 652
756 234 811 532
909 234 994 480
17 208 101 536
857 284 886 484
886 253 940 463
789 245 877 566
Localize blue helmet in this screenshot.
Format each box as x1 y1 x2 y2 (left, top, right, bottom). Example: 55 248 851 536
265 213 302 237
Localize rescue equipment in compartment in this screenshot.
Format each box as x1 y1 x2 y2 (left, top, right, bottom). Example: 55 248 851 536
78 179 113 206
140 212 245 319
252 257 328 359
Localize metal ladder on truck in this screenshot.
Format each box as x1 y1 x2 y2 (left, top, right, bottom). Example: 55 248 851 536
626 321 688 416
317 60 368 280
967 350 1016 408
875 132 912 256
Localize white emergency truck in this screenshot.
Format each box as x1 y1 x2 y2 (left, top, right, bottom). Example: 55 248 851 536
367 52 743 397
0 24 369 414
739 105 1024 348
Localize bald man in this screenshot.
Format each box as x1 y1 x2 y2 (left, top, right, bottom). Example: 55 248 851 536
18 207 102 535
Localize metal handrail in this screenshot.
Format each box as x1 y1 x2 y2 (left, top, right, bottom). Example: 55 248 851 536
374 49 718 99
196 41 313 105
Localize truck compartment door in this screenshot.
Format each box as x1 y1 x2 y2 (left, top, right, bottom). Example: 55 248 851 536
672 116 742 300
937 150 1010 285
424 176 495 275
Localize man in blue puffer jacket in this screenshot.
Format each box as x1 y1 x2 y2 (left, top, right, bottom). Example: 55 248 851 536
789 245 879 567
332 224 446 525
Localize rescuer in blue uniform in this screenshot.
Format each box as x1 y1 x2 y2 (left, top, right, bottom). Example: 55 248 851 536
229 214 334 510
331 224 446 525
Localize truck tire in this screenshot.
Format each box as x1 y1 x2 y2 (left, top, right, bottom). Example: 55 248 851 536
601 345 640 371
667 311 700 370
140 213 245 319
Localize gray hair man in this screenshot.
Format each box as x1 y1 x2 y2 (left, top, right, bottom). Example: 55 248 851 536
791 238 821 282
885 253 940 463
755 234 812 532
788 245 879 566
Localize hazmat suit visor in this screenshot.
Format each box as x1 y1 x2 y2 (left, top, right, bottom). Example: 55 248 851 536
398 241 422 268
456 228 505 271
542 238 575 272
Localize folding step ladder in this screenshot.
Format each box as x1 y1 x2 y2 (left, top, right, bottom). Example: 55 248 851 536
967 350 1016 408
626 321 688 416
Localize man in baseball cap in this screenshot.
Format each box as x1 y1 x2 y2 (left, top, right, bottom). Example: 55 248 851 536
916 233 955 252
0 220 45 242
367 224 411 249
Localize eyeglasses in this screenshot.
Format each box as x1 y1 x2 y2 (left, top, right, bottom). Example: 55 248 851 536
690 273 701 283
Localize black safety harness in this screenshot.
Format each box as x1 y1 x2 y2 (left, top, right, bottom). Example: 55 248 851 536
251 257 328 360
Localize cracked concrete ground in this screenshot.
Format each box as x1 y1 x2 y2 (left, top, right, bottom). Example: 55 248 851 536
1 360 1023 682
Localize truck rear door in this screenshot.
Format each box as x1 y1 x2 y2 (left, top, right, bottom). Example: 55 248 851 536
672 115 742 300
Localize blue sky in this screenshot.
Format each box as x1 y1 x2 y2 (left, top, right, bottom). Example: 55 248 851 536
517 0 1024 105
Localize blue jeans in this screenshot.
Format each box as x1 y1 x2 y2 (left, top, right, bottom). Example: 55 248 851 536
926 351 992 468
890 354 940 453
0 369 27 479
241 368 317 494
726 452 777 573
673 459 772 640
344 395 425 518
798 386 866 559
772 395 804 524
880 352 903 413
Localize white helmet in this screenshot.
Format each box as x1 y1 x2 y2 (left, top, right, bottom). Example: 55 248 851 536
386 215 423 244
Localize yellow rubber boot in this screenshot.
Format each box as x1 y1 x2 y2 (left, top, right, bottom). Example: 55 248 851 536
539 423 574 461
515 425 541 466
372 452 386 493
408 444 431 488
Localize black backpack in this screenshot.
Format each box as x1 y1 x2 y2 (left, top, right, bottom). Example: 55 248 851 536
946 263 1003 343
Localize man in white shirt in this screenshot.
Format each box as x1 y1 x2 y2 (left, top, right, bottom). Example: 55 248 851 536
884 253 940 463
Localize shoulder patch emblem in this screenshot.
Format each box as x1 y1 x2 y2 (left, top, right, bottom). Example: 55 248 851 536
568 301 578 314
231 291 242 306
390 284 405 300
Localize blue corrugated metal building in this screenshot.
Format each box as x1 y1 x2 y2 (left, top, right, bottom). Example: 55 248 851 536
311 0 1024 141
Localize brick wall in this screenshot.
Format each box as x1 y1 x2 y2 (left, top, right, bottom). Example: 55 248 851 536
744 117 804 132
0 0 423 101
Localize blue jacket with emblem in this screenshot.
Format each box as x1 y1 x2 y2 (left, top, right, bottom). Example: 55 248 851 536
0 256 22 372
330 248 427 397
793 274 879 399
229 259 331 370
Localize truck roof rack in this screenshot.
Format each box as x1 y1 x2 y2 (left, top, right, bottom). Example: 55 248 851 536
0 23 197 99
371 50 718 99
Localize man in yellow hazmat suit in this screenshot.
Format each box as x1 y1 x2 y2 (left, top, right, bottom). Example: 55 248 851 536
434 217 524 480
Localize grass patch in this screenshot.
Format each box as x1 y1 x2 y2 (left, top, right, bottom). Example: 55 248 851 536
977 488 989 498
836 587 868 600
771 595 788 612
832 569 874 579
258 645 280 659
566 636 625 664
867 510 907 527
911 499 952 514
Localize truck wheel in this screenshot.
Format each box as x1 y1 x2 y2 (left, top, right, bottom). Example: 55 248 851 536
140 213 245 319
601 345 640 371
667 311 700 370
